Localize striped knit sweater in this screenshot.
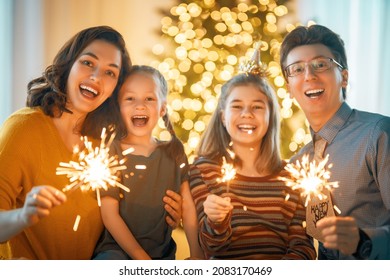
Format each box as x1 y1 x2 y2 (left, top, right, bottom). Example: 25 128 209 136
189 158 316 260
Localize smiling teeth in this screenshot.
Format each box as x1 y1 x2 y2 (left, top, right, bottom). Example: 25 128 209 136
238 125 255 129
80 85 98 95
306 89 323 94
132 115 147 119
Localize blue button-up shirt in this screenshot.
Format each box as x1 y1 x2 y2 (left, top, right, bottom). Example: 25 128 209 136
291 102 390 259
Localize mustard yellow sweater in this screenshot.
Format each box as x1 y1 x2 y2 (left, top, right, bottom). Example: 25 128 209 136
0 107 103 259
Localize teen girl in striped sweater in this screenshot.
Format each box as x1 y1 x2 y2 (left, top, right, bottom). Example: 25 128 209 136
189 71 315 260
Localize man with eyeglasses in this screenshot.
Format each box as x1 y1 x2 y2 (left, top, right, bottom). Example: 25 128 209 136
280 24 390 260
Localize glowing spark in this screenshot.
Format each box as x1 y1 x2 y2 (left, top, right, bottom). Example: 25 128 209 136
281 154 339 207
56 127 131 206
180 163 186 169
221 155 236 193
122 147 135 156
73 215 81 231
135 165 147 170
243 205 247 211
333 205 341 215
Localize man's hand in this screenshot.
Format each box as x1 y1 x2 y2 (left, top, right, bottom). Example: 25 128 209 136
316 216 360 255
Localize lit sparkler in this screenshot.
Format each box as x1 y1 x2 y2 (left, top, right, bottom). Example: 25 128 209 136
221 152 236 193
281 154 339 207
56 127 131 206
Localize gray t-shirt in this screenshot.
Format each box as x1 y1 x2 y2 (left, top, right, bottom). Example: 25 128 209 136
94 140 189 259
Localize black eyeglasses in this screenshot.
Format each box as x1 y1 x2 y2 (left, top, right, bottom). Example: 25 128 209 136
284 57 344 77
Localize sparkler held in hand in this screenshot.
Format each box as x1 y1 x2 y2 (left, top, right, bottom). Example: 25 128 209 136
56 127 132 206
282 154 339 206
281 154 340 239
221 155 236 193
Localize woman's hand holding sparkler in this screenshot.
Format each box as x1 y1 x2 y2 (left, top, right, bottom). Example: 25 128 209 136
21 186 67 227
204 194 233 224
0 186 66 243
163 190 182 229
316 216 360 255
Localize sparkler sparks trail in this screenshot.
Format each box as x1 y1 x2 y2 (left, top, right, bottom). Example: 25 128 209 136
221 155 236 193
73 215 81 231
281 154 339 207
56 127 131 206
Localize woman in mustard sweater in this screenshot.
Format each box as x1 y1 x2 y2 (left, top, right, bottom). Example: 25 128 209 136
0 25 132 259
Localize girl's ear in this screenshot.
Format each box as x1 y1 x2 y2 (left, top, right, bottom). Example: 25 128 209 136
221 110 226 127
160 102 167 117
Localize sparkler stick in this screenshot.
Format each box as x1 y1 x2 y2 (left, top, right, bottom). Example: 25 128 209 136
221 152 236 193
56 127 131 206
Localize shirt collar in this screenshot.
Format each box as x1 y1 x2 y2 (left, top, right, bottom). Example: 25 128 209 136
310 102 353 144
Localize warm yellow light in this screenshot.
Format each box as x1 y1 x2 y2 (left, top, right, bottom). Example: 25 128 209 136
274 76 285 87
188 135 200 149
237 3 248 12
167 26 179 36
289 142 298 152
191 99 203 111
277 88 287 99
171 99 183 111
230 23 242 33
281 107 293 118
293 128 307 144
161 17 172 26
159 130 172 141
205 61 216 71
193 63 204 74
174 33 186 44
189 50 200 61
210 10 221 21
187 3 202 17
266 23 277 33
184 110 196 121
185 29 196 39
266 13 276 24
207 51 219 61
194 121 206 132
237 12 248 22
201 38 213 48
182 119 194 130
152 44 164 55
213 35 224 45
178 60 191 72
204 98 218 113
215 23 227 32
190 83 203 95
176 5 187 15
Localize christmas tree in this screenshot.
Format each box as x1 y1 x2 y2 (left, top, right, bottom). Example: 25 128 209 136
150 0 309 161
